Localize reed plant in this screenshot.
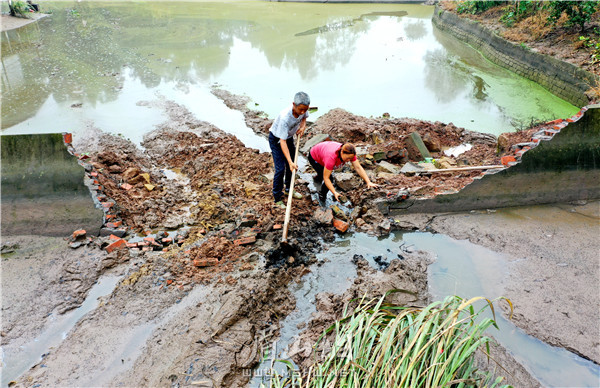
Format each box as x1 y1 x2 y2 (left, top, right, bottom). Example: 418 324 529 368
264 292 513 388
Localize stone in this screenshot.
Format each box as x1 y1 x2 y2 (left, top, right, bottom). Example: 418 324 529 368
376 161 401 174
422 133 441 152
313 208 333 225
330 205 347 220
244 181 259 197
144 183 155 191
100 228 127 238
400 162 426 174
72 229 87 240
376 172 396 181
405 132 431 160
335 172 361 191
497 133 510 153
300 134 332 154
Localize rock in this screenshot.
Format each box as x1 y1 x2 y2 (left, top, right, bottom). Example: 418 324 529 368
313 208 333 225
335 172 361 191
405 132 431 160
244 181 259 197
422 133 441 152
301 134 332 154
400 162 426 174
497 133 510 153
377 172 397 181
330 205 348 220
376 161 401 174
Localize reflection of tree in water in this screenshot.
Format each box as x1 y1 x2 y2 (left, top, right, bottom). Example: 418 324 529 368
423 48 491 104
423 49 468 103
404 20 426 41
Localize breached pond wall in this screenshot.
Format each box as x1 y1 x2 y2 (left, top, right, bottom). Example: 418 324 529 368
377 105 600 215
1 133 103 236
432 5 598 107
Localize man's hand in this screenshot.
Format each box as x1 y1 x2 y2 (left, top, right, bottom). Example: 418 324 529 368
289 162 298 172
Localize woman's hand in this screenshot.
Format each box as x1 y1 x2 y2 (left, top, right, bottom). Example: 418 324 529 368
289 162 298 172
333 191 340 201
366 181 379 189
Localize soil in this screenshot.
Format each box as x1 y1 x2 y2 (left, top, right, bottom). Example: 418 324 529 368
2 19 598 388
438 1 600 77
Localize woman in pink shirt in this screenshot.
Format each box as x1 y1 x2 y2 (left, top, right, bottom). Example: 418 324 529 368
308 141 377 202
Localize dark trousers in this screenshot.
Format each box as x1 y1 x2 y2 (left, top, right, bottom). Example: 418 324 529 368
269 132 296 202
308 152 329 197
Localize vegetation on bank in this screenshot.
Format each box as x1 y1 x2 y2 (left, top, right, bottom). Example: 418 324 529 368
265 293 513 388
449 1 599 67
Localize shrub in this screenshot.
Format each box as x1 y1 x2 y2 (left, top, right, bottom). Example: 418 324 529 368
547 1 599 33
456 1 505 15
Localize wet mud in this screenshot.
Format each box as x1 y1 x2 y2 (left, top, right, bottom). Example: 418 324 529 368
3 91 597 387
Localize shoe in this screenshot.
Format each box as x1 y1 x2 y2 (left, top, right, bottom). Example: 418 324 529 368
274 201 286 209
284 190 303 200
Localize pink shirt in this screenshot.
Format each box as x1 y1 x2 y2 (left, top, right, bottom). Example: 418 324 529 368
310 141 357 171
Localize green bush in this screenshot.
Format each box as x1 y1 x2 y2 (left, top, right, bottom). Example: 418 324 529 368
456 1 505 15
547 1 599 33
9 0 31 18
500 1 537 27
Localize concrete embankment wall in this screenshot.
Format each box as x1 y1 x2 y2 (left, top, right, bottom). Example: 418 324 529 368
378 105 600 215
1 133 103 236
432 5 598 107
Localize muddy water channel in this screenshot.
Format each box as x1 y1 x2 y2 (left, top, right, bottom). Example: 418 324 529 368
2 2 597 388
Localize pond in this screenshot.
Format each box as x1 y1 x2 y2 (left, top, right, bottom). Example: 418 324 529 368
1 1 578 145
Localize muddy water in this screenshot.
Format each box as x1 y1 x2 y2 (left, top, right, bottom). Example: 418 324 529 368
1 1 578 143
1 274 121 386
253 231 599 387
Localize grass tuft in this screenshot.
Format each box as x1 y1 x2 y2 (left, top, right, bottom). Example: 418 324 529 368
266 292 513 388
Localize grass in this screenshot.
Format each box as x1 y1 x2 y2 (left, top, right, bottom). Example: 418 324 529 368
264 292 513 388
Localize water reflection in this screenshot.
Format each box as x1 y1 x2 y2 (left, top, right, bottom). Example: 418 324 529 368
1 2 578 137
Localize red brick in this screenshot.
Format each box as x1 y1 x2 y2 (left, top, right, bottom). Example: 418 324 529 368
101 202 114 209
126 243 138 248
121 183 133 190
105 214 116 220
72 229 86 239
137 241 149 247
109 234 121 241
333 218 349 233
273 224 283 230
193 258 219 267
79 154 90 160
106 221 123 228
144 237 155 243
105 239 127 253
501 155 516 166
90 171 98 177
234 236 256 246
142 246 152 252
63 133 73 144
166 279 173 285
162 237 173 244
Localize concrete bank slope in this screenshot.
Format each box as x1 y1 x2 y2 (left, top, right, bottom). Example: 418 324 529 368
1 133 103 236
377 105 600 215
432 5 598 107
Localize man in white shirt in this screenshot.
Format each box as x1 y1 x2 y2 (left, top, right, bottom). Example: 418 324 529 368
268 91 310 206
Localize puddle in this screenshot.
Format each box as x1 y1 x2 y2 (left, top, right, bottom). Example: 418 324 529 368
252 231 599 387
1 274 122 386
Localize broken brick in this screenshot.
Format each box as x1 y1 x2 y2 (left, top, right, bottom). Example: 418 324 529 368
161 237 173 244
120 183 133 190
333 218 349 233
105 239 127 253
273 224 283 230
106 221 123 228
501 155 516 166
72 229 86 240
144 237 155 243
109 234 121 241
193 258 219 267
101 202 114 209
234 236 256 246
63 133 73 144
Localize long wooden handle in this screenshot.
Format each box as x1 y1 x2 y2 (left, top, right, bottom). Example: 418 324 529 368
282 136 301 243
